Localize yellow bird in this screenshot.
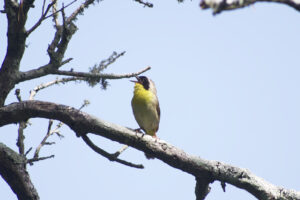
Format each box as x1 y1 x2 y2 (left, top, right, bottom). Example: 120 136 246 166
131 76 160 139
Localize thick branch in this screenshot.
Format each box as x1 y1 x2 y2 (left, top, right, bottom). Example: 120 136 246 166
0 143 39 200
200 0 300 14
0 0 28 106
0 101 299 200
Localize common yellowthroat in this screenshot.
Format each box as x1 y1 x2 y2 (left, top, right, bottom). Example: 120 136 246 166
131 76 160 139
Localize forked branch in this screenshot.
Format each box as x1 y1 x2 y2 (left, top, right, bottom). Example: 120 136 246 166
26 0 57 36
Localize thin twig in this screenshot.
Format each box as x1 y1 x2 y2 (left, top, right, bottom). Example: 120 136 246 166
42 0 46 15
49 121 64 138
66 0 100 24
98 51 126 71
81 134 144 169
221 181 226 192
61 57 73 65
33 120 54 159
112 145 129 157
45 0 77 20
61 3 66 29
51 0 60 28
14 89 22 102
78 100 90 110
87 51 126 88
29 76 83 100
26 0 57 36
133 0 153 7
27 155 55 165
25 147 32 156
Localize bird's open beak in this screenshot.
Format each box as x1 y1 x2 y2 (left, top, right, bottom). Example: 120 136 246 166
130 76 139 83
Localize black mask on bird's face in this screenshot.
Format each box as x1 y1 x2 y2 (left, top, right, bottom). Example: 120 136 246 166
136 76 150 90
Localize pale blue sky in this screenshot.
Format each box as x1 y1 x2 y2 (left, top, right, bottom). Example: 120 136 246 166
1 0 300 199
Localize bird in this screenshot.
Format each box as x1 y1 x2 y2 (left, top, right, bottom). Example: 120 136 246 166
131 76 160 158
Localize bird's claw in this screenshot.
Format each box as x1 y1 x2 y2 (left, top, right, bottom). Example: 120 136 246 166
134 128 145 138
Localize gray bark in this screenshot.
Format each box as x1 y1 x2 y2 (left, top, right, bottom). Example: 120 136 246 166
0 143 39 200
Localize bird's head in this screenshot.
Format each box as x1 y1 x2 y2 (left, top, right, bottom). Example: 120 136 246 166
130 76 150 90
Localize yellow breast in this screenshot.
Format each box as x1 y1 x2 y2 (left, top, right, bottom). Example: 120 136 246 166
132 83 154 105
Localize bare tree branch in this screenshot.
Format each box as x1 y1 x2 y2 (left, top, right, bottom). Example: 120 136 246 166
50 0 60 28
66 0 101 24
51 66 151 79
15 89 26 155
16 122 26 155
33 120 54 159
29 76 83 100
25 147 32 156
200 0 300 14
14 88 22 102
0 143 39 200
26 0 57 36
27 155 55 165
17 66 151 83
45 0 78 21
112 145 129 157
133 0 154 7
81 134 144 169
86 51 126 88
94 51 126 72
0 100 300 200
0 0 29 106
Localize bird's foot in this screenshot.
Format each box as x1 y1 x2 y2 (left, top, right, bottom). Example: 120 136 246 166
134 128 145 138
134 128 143 133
